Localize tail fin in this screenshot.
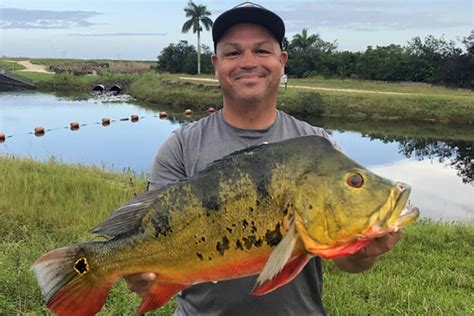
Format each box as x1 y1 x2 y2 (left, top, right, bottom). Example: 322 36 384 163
31 244 116 316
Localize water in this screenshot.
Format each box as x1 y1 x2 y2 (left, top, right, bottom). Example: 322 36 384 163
1 91 472 221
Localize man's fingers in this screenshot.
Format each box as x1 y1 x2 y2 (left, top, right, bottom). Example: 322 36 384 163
123 272 157 296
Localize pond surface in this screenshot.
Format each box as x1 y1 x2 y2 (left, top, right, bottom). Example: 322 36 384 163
1 91 472 222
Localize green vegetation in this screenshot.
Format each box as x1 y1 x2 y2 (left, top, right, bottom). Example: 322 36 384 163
0 60 26 71
1 156 473 315
16 69 474 124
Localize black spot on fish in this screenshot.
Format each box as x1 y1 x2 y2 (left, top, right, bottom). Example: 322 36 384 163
201 237 206 242
74 257 89 275
236 240 244 251
245 156 273 200
151 214 173 238
196 253 204 261
242 219 249 230
203 195 220 213
309 204 313 209
216 236 230 256
256 200 260 206
248 207 254 213
208 256 213 261
265 223 282 246
226 227 233 234
188 172 221 214
243 235 263 249
250 221 257 234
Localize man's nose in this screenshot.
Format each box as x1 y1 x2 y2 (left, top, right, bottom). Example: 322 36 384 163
239 50 258 68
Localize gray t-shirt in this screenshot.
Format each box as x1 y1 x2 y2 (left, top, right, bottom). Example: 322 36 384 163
149 110 334 316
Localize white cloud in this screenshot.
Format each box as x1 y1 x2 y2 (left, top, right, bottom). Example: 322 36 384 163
0 8 100 29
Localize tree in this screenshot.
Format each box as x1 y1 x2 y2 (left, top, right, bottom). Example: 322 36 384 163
182 1 213 75
157 41 213 74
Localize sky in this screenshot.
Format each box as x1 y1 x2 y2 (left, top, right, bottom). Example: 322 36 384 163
0 0 472 60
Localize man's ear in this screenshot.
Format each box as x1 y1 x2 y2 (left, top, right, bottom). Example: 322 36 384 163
211 54 218 76
279 51 288 71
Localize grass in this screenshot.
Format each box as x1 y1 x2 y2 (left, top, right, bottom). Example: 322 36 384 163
0 60 26 71
0 156 472 315
4 55 473 124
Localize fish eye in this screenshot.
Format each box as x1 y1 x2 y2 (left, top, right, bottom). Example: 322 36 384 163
347 173 364 188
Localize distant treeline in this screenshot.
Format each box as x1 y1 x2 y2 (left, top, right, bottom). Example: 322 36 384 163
157 29 473 89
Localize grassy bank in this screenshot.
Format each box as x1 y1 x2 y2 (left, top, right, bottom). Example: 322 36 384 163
1 156 472 315
11 58 473 124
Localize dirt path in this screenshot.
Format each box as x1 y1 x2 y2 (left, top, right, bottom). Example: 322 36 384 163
178 76 421 96
17 60 54 74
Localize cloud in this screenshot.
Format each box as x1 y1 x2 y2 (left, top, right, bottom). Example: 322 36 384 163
279 0 472 32
0 7 100 29
68 32 167 37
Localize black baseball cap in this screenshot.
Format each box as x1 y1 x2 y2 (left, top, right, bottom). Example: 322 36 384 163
212 2 285 51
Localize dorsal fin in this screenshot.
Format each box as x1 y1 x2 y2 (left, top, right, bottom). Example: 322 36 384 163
90 189 160 237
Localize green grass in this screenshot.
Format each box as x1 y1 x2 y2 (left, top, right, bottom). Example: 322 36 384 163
0 60 26 71
0 156 472 315
5 56 473 124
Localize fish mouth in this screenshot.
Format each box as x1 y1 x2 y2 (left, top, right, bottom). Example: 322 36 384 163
383 182 419 231
360 182 419 238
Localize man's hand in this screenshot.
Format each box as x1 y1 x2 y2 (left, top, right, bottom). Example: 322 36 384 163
333 230 403 273
123 272 156 297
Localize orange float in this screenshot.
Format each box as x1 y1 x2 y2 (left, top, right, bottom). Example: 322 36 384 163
70 121 80 130
102 117 111 126
159 112 167 119
34 126 45 137
0 132 5 143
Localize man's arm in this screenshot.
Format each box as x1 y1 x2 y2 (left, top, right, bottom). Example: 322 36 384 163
333 230 403 273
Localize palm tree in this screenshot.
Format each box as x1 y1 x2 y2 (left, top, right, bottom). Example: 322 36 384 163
289 28 319 51
182 1 213 75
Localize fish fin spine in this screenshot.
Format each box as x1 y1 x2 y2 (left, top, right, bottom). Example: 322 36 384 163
138 281 187 313
252 254 312 295
255 222 298 288
31 244 116 316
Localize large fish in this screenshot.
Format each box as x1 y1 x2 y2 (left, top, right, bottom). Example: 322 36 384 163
31 135 419 315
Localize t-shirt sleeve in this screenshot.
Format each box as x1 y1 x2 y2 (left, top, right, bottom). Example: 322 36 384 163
148 132 186 191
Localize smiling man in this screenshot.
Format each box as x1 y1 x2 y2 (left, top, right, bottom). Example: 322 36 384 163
125 2 402 315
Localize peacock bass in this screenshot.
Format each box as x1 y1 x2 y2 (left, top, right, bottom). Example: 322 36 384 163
31 135 419 315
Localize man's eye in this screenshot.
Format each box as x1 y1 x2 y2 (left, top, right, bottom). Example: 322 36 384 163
224 51 240 57
256 49 271 55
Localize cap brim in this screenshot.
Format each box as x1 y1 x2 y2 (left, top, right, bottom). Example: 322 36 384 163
212 6 285 49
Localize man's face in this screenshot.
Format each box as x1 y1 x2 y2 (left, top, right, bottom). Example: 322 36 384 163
212 23 288 104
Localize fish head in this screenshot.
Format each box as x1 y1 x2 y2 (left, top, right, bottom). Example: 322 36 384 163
292 147 419 259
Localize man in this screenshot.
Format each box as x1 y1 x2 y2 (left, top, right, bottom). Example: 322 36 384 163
126 2 402 315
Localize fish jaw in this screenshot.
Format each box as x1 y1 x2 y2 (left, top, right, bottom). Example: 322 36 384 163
295 218 372 259
294 182 420 259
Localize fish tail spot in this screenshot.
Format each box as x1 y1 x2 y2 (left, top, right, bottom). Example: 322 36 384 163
74 257 90 275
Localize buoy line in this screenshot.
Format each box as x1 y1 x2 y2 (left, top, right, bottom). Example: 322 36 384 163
0 108 217 144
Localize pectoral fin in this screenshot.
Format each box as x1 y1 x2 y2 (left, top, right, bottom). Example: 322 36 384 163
252 222 311 295
251 254 311 295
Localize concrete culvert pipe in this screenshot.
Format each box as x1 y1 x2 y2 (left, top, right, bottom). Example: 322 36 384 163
110 84 122 94
93 84 105 93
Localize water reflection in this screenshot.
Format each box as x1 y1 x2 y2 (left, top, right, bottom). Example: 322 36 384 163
398 139 473 185
306 117 474 185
